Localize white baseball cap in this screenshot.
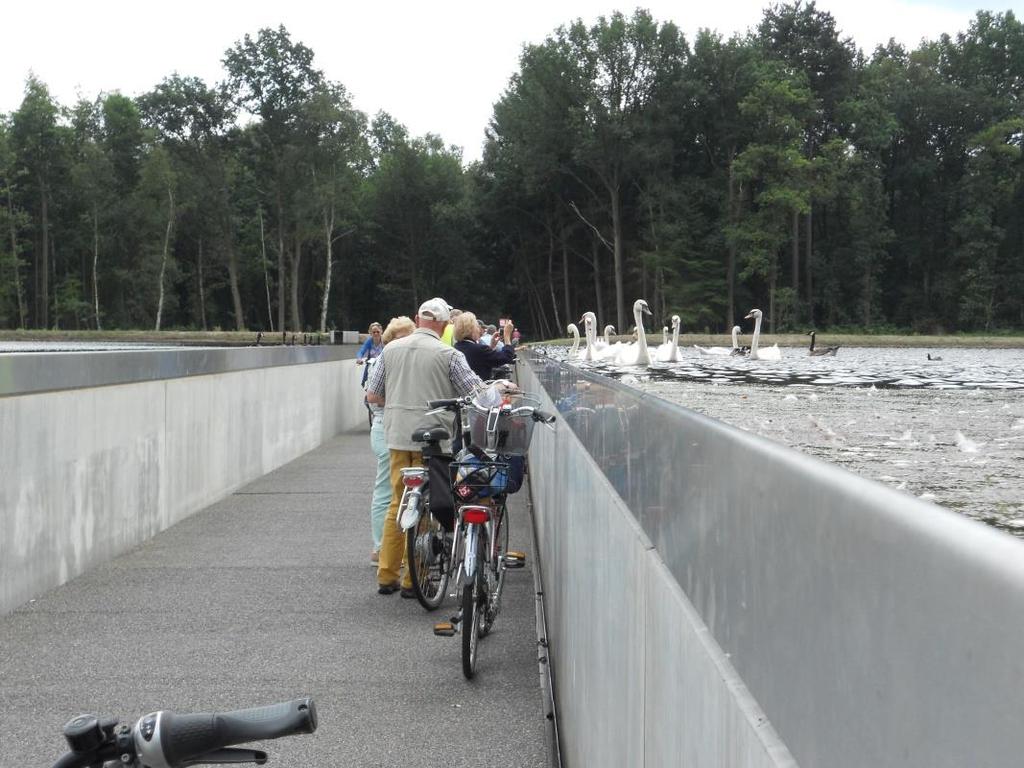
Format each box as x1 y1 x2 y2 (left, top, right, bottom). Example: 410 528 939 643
418 297 452 322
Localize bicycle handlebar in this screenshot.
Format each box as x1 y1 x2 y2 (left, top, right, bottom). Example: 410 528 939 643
50 698 316 768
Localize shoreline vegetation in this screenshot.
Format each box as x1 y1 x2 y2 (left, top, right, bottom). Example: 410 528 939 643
6 329 1024 349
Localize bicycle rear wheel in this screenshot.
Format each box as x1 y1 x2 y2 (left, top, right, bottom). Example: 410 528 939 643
407 510 450 611
461 529 488 679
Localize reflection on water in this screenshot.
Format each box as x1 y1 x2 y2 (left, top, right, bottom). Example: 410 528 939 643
542 346 1024 538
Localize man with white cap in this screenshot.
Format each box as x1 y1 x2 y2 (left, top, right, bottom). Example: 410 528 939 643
365 297 484 596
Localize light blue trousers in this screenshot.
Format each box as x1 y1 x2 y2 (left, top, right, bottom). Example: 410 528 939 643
369 413 391 550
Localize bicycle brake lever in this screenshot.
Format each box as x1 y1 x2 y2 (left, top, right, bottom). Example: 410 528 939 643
182 748 269 766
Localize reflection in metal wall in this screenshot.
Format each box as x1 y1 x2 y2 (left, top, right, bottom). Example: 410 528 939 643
527 352 1024 768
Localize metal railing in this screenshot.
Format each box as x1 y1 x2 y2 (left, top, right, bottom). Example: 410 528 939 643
523 353 1024 768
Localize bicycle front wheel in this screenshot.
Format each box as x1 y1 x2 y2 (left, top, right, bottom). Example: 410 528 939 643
461 529 488 679
407 510 450 611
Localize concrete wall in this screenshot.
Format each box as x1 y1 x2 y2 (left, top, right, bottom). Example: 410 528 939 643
0 353 368 615
522 356 1024 768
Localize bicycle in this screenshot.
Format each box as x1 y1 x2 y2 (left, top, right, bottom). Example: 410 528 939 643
49 697 316 767
433 392 556 678
399 397 469 611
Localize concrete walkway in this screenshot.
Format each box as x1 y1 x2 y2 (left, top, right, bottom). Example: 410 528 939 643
0 432 552 768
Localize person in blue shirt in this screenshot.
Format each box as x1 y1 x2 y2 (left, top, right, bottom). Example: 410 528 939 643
453 312 515 380
356 323 384 385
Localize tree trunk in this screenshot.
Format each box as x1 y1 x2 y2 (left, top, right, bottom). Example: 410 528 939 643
224 221 244 331
591 236 605 326
197 237 207 331
276 193 286 333
8 187 26 328
609 183 626 333
727 160 737 329
805 209 814 324
561 233 571 329
259 208 274 332
290 229 302 332
791 208 800 299
547 227 562 331
319 207 335 333
92 203 101 330
155 186 175 331
39 179 49 328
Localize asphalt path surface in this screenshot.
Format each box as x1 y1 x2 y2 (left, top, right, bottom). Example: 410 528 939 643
0 433 551 767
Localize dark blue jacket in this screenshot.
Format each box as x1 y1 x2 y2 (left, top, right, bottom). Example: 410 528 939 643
454 339 516 381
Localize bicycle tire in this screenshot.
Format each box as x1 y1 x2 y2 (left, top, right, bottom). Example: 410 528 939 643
407 508 450 611
461 529 487 679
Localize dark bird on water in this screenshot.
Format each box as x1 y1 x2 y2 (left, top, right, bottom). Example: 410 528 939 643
807 331 840 357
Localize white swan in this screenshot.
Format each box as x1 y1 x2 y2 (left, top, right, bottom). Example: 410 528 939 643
614 299 653 366
655 314 681 362
744 309 782 361
695 325 742 356
581 312 625 362
567 323 580 359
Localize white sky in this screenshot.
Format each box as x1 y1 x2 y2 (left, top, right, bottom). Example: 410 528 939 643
1 0 1006 162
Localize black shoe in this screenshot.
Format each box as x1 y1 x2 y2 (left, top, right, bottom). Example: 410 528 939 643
378 582 400 595
400 587 417 599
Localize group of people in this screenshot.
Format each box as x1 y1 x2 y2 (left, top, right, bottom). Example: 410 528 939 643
355 298 519 596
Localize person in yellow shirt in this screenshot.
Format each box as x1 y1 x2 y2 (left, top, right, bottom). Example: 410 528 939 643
440 308 461 346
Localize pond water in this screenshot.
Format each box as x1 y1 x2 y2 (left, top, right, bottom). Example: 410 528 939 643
548 345 1024 537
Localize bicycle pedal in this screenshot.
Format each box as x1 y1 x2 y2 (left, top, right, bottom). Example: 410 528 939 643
504 551 527 569
433 622 457 637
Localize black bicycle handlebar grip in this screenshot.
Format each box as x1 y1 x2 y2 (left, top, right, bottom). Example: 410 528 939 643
533 410 556 424
161 698 317 766
427 398 460 409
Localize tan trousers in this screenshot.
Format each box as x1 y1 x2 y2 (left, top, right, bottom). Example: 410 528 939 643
377 449 423 588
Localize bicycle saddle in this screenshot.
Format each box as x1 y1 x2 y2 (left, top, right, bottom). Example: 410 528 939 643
412 425 451 443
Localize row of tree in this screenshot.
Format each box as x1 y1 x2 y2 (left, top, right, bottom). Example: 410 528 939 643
1 4 1023 336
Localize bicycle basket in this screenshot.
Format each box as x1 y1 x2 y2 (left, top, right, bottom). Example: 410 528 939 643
467 392 542 456
450 456 510 501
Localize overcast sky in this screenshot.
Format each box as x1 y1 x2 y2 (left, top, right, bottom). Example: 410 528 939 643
1 0 1009 162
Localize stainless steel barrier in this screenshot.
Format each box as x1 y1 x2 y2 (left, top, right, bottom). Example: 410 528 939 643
522 353 1024 768
0 345 355 398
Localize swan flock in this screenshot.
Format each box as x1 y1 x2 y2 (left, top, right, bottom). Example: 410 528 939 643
565 302 837 366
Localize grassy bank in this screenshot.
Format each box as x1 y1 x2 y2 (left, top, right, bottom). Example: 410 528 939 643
0 329 333 346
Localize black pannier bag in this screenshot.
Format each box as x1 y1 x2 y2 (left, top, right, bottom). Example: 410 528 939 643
427 455 456 531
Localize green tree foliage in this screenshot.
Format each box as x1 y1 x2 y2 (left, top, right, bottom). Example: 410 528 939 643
4 11 1024 336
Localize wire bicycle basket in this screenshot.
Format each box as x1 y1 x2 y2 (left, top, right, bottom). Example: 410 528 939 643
450 457 512 501
466 392 542 456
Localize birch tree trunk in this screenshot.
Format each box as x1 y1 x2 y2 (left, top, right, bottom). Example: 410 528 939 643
319 207 335 333
259 208 274 332
154 186 174 331
92 203 101 330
